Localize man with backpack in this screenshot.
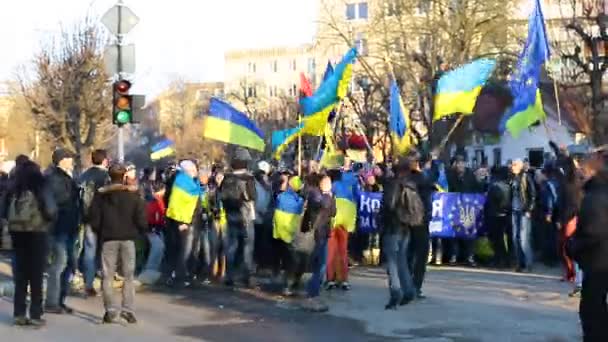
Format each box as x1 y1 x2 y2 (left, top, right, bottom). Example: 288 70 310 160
381 157 424 310
79 149 110 297
220 148 256 287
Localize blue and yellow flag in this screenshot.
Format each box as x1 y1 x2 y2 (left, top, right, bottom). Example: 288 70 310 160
203 98 265 152
332 176 358 233
166 171 201 224
389 79 414 154
271 126 303 160
150 139 175 161
299 48 356 134
434 58 496 121
500 0 550 137
273 189 305 244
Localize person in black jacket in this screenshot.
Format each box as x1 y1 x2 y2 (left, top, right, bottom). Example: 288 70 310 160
221 148 257 287
78 149 110 297
485 166 512 268
407 153 438 299
302 174 336 312
572 160 608 342
45 149 80 314
510 159 537 272
381 157 422 310
90 163 147 325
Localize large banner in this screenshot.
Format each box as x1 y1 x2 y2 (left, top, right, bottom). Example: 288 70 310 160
358 191 382 233
429 193 486 239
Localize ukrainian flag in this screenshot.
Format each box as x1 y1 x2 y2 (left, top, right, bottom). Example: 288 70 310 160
203 98 265 152
434 58 496 121
271 126 303 160
273 189 305 244
389 79 414 154
500 0 550 137
150 139 175 161
166 171 201 224
299 48 356 134
332 177 357 233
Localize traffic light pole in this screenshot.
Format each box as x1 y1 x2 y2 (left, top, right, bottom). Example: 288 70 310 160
117 0 125 162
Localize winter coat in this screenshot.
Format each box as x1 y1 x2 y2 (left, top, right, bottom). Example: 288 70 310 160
539 179 559 218
254 176 272 225
222 170 257 227
301 187 336 242
44 166 80 235
447 169 482 193
485 180 511 218
381 175 421 235
408 169 437 222
89 184 147 242
510 172 537 213
572 170 608 273
78 166 110 192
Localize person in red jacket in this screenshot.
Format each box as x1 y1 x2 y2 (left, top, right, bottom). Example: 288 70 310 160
138 182 166 284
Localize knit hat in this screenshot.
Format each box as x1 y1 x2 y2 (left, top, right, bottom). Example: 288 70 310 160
234 147 252 162
289 176 303 192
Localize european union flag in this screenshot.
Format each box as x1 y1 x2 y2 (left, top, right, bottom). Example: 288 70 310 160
500 0 550 137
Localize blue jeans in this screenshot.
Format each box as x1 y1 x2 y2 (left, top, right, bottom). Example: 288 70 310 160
46 233 78 307
382 231 415 303
200 224 219 278
144 232 165 272
512 211 533 269
176 226 200 282
225 222 254 283
82 225 98 289
307 239 328 298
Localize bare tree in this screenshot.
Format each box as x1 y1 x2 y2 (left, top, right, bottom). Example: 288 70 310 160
14 16 113 170
317 0 517 149
556 0 608 143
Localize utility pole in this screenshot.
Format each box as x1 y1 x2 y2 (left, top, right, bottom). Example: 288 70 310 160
102 0 139 162
117 0 125 162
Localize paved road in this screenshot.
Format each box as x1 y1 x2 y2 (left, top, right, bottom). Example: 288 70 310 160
0 265 581 342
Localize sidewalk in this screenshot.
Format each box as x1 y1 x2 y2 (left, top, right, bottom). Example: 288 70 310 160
323 266 580 341
0 252 12 297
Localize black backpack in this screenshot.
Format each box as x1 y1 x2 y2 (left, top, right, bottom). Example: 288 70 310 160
396 180 425 227
220 174 247 210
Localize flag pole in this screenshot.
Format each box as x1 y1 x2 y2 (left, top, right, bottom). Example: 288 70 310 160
298 113 302 176
437 115 466 153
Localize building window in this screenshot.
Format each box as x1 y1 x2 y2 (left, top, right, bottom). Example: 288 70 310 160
355 32 368 56
247 86 257 98
416 0 430 15
385 0 402 16
346 3 356 20
492 148 502 167
271 60 278 72
288 84 298 97
346 2 368 20
289 59 297 71
358 2 368 19
248 62 256 73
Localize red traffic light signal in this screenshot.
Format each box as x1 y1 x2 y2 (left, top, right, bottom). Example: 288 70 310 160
115 80 131 94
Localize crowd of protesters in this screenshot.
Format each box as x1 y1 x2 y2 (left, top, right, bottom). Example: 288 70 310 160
0 143 607 342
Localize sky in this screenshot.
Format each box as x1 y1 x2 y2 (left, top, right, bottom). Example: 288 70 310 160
0 0 318 96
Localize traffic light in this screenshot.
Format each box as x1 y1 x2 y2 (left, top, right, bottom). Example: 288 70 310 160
113 79 133 126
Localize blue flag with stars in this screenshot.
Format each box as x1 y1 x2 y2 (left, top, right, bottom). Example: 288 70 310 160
499 0 550 137
429 193 486 239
